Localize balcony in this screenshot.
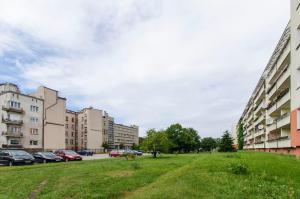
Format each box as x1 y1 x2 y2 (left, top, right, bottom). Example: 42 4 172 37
267 103 277 116
254 142 265 149
2 144 23 149
257 128 266 136
267 122 277 132
2 118 23 126
276 67 290 89
276 113 290 129
2 132 23 138
277 90 290 109
267 136 291 148
2 106 24 114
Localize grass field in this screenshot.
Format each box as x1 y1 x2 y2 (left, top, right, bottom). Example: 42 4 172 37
1 152 300 199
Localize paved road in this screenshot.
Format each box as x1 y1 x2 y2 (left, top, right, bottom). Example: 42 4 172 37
82 154 110 161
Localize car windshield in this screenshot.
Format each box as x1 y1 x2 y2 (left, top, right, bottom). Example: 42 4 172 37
41 152 56 158
10 150 29 156
64 150 78 155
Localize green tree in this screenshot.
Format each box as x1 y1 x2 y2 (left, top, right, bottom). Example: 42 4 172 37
102 142 109 152
142 129 169 158
237 122 244 150
166 124 201 153
200 137 217 151
132 143 139 150
119 143 125 150
218 131 235 152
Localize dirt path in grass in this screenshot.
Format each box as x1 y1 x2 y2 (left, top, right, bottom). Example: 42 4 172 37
122 158 199 199
28 179 48 199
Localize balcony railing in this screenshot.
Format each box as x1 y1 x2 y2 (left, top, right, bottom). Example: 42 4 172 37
276 67 290 89
2 118 23 125
276 113 290 128
2 106 24 114
277 90 290 109
2 132 23 138
266 136 291 148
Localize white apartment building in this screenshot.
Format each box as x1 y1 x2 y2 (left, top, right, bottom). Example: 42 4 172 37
114 124 139 149
239 0 300 155
0 83 43 151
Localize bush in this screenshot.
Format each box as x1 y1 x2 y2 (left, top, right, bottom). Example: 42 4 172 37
131 162 141 170
123 153 136 160
224 154 241 159
227 162 248 175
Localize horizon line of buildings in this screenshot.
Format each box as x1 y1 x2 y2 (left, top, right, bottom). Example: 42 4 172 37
0 83 139 152
236 0 300 155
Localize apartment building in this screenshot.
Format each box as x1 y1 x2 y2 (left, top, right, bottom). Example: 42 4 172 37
31 86 66 151
0 83 43 151
65 110 77 150
239 0 300 155
114 124 139 149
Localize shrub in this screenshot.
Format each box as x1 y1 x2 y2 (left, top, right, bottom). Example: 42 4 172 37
122 153 136 160
131 162 141 170
224 154 241 159
227 162 248 175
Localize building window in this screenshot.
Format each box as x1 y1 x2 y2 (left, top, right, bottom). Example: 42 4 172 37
72 125 74 130
30 105 39 112
66 116 69 121
65 131 68 136
30 117 38 123
71 132 74 137
30 128 39 135
65 139 68 144
70 139 74 145
30 140 38 145
66 124 68 129
72 118 74 123
10 139 20 145
9 101 21 109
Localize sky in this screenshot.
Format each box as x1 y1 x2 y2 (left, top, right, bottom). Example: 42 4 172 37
0 0 290 138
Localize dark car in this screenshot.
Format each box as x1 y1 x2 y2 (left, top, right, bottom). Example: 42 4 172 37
77 150 94 156
33 152 63 163
0 150 35 166
133 150 143 156
54 150 82 162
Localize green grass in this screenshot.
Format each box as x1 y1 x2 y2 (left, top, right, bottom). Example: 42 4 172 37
1 152 300 199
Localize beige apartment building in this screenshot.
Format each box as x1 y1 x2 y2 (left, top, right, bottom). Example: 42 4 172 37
65 110 77 150
31 86 66 151
114 124 139 149
0 83 43 151
239 0 300 155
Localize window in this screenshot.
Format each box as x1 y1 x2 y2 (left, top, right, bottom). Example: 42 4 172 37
30 129 39 135
65 131 68 136
30 140 38 145
30 105 39 112
66 116 68 121
70 139 74 145
65 139 68 144
72 118 74 123
30 117 38 123
9 101 21 109
66 124 69 129
10 139 20 145
71 125 74 130
71 132 74 137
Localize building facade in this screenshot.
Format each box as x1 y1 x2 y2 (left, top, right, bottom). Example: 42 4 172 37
0 83 43 151
239 0 300 155
32 86 66 151
65 110 77 150
114 124 139 149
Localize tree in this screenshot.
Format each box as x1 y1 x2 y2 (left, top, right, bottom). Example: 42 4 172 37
200 137 217 151
119 143 125 150
237 122 244 150
166 124 201 153
102 142 109 152
132 143 139 150
218 131 235 152
142 129 169 158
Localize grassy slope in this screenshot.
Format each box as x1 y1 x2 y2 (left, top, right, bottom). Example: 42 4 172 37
0 152 300 198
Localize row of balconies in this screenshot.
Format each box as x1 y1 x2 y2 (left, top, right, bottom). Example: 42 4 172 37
2 106 24 114
244 136 291 149
267 90 290 116
267 67 290 100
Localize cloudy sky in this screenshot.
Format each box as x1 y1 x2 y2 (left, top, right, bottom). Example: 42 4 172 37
0 0 290 137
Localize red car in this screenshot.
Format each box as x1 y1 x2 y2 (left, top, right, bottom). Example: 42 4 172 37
54 150 82 162
109 150 124 157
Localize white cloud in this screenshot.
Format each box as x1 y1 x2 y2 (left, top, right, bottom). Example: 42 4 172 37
0 0 290 137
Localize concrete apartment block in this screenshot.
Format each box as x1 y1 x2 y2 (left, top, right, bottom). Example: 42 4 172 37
0 83 43 151
114 124 139 149
65 110 77 150
31 86 66 151
239 0 300 155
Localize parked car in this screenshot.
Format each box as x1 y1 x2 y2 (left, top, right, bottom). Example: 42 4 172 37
0 150 35 166
133 150 143 156
109 150 125 157
77 150 94 156
33 152 63 163
54 150 82 161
